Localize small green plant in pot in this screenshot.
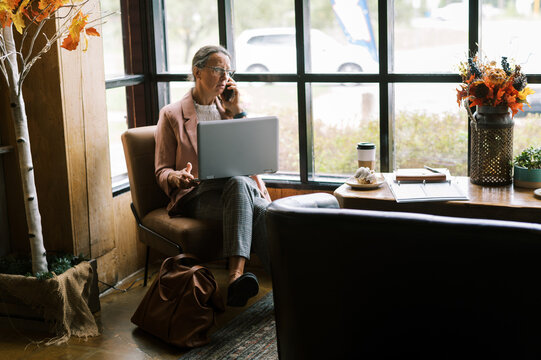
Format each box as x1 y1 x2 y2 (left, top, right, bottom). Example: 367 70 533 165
513 146 541 188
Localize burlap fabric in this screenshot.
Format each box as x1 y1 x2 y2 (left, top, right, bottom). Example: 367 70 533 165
0 261 99 345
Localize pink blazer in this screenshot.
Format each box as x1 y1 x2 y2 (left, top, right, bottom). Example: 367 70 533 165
155 90 270 212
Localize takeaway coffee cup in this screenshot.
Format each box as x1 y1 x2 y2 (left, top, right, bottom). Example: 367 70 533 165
357 142 376 170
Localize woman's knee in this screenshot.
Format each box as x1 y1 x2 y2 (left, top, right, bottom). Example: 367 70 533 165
224 176 257 193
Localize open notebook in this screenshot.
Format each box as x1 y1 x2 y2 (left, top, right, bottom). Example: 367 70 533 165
386 171 469 203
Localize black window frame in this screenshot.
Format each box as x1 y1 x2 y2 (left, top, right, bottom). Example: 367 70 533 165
110 0 541 195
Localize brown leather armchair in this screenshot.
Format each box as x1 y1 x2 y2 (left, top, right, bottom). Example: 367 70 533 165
121 126 222 285
266 193 541 359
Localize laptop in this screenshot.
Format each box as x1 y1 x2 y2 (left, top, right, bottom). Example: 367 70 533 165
196 116 279 180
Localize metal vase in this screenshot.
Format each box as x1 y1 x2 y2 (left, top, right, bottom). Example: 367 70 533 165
470 105 514 186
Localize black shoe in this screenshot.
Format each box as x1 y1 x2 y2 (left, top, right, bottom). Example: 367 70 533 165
227 272 259 307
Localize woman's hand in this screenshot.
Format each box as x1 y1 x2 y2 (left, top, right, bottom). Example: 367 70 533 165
221 77 244 116
167 162 197 189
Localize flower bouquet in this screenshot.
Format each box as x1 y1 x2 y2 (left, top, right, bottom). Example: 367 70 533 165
456 54 535 186
457 55 535 118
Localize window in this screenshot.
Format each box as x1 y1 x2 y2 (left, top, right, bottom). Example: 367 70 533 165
164 0 220 73
101 0 129 192
111 0 541 192
101 0 151 194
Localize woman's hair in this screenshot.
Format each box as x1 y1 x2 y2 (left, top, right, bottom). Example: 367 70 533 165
190 45 232 81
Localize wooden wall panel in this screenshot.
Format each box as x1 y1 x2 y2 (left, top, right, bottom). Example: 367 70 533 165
95 248 119 292
267 187 333 201
80 5 115 258
25 39 74 254
58 42 90 258
0 154 9 256
0 82 26 254
58 0 115 259
112 191 146 281
1 21 74 254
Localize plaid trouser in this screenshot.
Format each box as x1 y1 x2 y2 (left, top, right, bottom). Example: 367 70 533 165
178 176 270 273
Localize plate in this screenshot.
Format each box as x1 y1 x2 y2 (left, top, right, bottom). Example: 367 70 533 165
534 188 541 199
346 174 385 190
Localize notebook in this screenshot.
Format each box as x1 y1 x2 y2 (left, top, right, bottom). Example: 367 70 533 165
196 116 279 180
395 168 449 182
387 172 469 203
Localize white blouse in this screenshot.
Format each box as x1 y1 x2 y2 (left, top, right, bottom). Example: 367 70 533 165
194 101 221 122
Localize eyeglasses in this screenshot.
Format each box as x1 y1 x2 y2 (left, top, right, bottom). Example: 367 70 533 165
204 66 235 78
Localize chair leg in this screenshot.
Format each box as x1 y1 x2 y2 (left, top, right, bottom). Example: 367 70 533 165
144 245 150 287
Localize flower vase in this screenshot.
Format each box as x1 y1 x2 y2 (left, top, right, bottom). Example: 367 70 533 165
470 105 514 186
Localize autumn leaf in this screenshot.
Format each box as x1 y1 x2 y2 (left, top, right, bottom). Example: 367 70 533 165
85 27 99 37
517 87 535 105
469 98 484 108
35 0 64 21
60 11 99 52
0 0 21 12
11 0 29 33
0 11 13 27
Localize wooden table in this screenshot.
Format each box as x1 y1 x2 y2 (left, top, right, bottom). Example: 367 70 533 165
334 174 541 224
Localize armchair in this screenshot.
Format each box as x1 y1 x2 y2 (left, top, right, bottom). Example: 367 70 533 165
121 126 222 285
266 193 541 359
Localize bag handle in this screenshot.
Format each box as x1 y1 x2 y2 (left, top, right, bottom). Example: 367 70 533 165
157 253 200 279
157 254 204 302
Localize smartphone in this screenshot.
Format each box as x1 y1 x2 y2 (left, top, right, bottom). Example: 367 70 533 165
222 86 234 102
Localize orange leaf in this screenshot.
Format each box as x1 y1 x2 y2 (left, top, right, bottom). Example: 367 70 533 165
0 11 12 27
469 98 484 108
60 11 89 51
494 87 505 106
60 33 77 50
85 27 99 37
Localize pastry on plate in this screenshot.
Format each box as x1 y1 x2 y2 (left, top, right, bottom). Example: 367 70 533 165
354 167 377 184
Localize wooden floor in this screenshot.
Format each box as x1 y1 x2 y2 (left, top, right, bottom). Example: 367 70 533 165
0 260 272 359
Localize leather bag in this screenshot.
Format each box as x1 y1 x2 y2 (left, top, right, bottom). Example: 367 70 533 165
131 253 225 348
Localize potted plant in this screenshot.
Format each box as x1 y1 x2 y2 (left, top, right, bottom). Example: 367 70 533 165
513 146 541 188
0 0 101 344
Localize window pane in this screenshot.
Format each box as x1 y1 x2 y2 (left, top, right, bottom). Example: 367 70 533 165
169 82 194 104
309 0 378 73
100 0 124 79
164 0 219 73
481 0 541 74
234 0 296 73
168 82 300 176
514 84 541 158
244 83 299 175
106 87 128 178
313 84 379 178
394 83 468 176
393 0 467 73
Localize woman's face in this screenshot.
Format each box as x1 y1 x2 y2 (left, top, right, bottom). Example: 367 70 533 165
194 52 232 98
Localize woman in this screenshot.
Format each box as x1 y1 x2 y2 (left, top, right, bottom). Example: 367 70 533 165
155 45 271 307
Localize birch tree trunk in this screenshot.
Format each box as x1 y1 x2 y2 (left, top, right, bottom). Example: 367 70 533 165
2 26 48 274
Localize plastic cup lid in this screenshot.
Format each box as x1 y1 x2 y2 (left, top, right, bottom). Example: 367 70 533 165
357 142 376 150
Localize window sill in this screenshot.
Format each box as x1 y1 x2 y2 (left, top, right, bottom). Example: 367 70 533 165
112 174 130 197
112 172 348 197
262 173 347 191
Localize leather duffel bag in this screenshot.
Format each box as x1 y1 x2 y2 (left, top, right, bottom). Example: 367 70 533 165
131 253 225 347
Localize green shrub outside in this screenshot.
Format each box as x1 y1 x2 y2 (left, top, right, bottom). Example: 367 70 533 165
312 111 541 177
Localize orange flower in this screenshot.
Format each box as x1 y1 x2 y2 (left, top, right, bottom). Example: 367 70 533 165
485 67 507 87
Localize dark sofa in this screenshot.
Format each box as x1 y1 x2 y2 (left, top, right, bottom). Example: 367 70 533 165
266 193 541 359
